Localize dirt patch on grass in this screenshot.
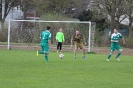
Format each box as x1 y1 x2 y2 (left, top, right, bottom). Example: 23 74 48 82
0 45 132 56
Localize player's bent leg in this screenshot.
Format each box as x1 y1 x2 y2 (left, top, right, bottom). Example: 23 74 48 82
36 43 45 56
80 44 86 59
38 50 45 54
38 45 45 54
82 48 86 59
73 43 77 58
57 43 59 53
106 52 113 61
116 49 123 61
74 48 77 58
36 50 45 56
60 42 62 53
59 43 61 52
43 45 49 62
106 45 115 61
44 52 49 62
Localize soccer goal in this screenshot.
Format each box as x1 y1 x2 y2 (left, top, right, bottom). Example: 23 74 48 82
7 19 96 52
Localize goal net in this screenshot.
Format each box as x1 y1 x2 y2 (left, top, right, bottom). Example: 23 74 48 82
7 19 96 52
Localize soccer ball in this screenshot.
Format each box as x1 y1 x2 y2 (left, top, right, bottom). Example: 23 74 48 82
59 54 64 59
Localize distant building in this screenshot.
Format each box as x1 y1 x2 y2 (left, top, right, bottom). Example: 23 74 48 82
5 3 39 22
5 6 23 22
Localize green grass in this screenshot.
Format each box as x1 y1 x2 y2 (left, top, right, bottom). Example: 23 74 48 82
0 49 133 88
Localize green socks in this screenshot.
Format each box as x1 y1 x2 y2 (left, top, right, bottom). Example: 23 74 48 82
107 54 111 59
116 52 121 58
107 52 121 59
38 50 44 54
44 54 48 62
38 51 48 62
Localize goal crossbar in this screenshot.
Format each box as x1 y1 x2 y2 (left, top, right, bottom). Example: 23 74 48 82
8 19 91 23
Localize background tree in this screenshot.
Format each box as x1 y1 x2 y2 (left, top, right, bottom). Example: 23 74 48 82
0 0 2 30
0 0 21 29
33 0 90 18
78 10 93 21
95 0 127 34
124 0 133 37
0 0 21 41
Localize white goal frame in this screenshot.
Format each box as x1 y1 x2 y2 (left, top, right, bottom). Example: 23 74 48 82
7 19 94 52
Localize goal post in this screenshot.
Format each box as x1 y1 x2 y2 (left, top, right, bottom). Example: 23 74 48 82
7 19 95 52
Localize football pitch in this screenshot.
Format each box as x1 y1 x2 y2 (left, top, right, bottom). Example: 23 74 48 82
0 49 133 88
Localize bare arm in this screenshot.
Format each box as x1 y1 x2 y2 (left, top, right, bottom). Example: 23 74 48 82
48 40 52 49
83 36 86 45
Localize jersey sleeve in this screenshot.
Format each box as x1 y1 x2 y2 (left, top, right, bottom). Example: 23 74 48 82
81 34 84 39
119 33 122 38
62 33 65 41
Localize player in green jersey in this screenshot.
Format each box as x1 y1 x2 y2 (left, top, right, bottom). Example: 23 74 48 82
106 28 125 61
71 30 86 59
55 28 65 53
37 26 52 62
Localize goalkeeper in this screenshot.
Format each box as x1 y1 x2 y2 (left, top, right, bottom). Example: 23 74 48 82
71 30 86 59
55 28 65 53
37 26 52 63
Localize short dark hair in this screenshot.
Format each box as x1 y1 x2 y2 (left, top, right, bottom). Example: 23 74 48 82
47 26 51 30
